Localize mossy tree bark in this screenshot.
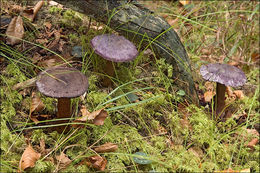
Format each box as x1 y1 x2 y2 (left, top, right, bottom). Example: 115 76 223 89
54 0 198 104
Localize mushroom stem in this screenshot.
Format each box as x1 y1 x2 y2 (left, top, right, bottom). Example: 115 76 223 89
57 98 71 118
103 60 115 87
56 98 71 133
215 83 226 119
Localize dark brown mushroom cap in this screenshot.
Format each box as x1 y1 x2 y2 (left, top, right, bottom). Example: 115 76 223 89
90 34 138 62
36 67 88 98
200 63 247 87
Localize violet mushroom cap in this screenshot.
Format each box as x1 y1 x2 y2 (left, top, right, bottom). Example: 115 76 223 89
90 34 138 62
36 67 88 98
200 63 247 87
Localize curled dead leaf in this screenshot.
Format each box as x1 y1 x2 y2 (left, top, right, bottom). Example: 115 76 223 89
12 77 36 90
233 90 244 99
19 145 41 171
30 92 45 113
74 108 108 127
246 138 258 149
86 155 107 171
29 92 45 124
179 0 190 6
204 91 215 103
93 143 118 153
23 1 44 21
6 16 24 45
56 152 71 168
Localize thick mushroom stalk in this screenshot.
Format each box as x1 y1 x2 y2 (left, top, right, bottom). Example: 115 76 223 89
200 63 247 120
36 67 88 133
91 34 138 87
57 98 71 119
215 83 226 118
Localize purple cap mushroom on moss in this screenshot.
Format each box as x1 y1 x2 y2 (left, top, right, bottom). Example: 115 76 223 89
90 34 138 86
36 66 88 132
200 63 247 119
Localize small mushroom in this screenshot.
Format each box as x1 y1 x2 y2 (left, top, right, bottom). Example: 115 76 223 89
200 63 247 119
90 34 138 86
36 67 88 132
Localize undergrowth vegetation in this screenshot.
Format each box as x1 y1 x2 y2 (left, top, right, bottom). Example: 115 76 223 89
0 1 259 172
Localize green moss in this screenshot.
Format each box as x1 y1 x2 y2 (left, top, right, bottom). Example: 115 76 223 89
30 160 55 173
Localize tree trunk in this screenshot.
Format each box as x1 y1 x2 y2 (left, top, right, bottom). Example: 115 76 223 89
55 0 198 104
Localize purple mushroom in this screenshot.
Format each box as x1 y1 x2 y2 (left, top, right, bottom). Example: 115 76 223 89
36 67 88 132
90 34 138 86
200 63 247 119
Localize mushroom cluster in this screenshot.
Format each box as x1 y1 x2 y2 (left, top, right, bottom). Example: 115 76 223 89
200 63 247 119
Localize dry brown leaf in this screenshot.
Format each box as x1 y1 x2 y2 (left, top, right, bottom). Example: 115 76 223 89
204 81 214 91
86 155 107 171
30 92 45 113
23 1 44 21
19 145 41 171
246 138 258 149
35 38 49 44
38 58 58 68
179 0 190 6
56 152 71 167
233 90 245 99
226 87 233 97
251 52 260 63
6 16 24 45
204 91 215 103
93 143 118 153
93 110 108 125
12 77 36 90
44 22 52 30
74 108 108 127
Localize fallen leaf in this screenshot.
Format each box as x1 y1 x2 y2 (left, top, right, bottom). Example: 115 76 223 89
86 155 107 171
32 52 43 64
23 1 44 21
233 90 244 99
74 108 108 127
6 16 24 45
179 0 190 6
44 22 52 30
251 52 260 63
12 77 36 90
56 152 71 168
246 138 258 149
35 38 49 44
19 144 41 171
80 105 90 116
30 92 45 113
204 91 215 102
204 81 214 91
93 143 118 153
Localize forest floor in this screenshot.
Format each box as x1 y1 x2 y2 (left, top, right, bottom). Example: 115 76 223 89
0 1 259 172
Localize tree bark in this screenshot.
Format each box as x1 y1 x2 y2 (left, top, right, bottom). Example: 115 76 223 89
54 0 198 104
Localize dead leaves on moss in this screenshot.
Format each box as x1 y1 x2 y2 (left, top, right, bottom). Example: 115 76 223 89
23 1 44 21
85 155 107 171
18 144 41 172
6 15 24 45
73 106 108 127
93 142 118 153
